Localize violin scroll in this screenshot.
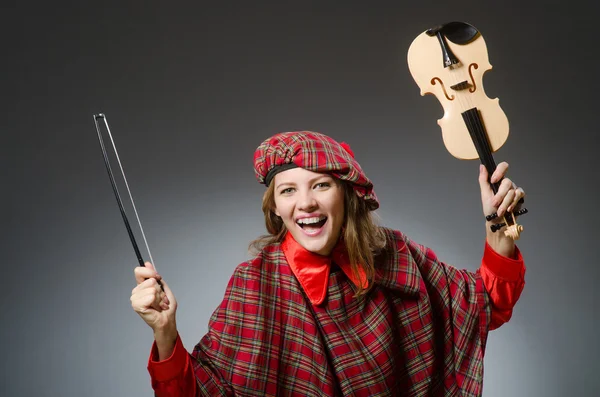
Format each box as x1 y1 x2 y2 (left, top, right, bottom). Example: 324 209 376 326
489 208 528 240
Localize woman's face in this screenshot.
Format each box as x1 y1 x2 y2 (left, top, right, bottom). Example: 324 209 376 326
273 168 345 256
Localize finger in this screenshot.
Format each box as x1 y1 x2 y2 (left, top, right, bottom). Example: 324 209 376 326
492 178 514 206
134 268 159 284
508 187 526 212
134 263 162 285
159 279 175 306
137 292 169 313
478 165 493 197
497 189 516 217
490 162 509 184
131 291 158 313
132 277 162 296
150 289 169 312
131 281 161 301
134 275 171 306
132 286 166 312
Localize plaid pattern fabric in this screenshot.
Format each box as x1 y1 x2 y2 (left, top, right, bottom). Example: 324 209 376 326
180 227 492 396
253 131 379 210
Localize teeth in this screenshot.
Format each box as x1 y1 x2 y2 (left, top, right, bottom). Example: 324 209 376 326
297 216 326 225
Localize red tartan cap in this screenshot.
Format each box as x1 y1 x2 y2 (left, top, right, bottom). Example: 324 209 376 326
253 131 379 210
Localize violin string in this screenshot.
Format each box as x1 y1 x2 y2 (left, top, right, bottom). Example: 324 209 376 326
459 58 499 195
450 43 496 180
446 41 499 204
102 117 157 271
449 55 477 165
441 34 520 233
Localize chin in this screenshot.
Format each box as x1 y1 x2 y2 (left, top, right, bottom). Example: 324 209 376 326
303 242 329 256
295 233 333 256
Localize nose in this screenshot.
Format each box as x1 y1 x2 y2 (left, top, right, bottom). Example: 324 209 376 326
297 189 318 212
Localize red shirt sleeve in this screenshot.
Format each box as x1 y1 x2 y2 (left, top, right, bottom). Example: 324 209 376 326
480 241 526 331
147 333 198 397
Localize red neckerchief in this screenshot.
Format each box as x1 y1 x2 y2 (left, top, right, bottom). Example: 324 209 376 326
281 232 368 305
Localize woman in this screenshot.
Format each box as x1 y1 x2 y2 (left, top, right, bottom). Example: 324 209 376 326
131 131 526 396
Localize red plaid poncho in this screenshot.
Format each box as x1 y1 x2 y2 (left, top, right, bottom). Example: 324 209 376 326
147 227 525 396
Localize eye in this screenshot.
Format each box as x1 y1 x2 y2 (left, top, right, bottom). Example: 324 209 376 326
314 182 331 189
280 187 295 195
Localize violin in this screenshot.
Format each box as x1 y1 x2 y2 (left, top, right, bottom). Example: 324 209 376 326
407 21 527 240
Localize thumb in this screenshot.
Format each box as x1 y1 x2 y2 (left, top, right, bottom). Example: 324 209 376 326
478 164 493 198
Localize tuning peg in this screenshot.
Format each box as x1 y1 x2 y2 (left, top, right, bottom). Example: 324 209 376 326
486 213 498 221
486 207 528 221
491 223 506 232
514 208 528 216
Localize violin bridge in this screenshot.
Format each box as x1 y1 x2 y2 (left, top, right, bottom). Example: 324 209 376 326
450 81 471 91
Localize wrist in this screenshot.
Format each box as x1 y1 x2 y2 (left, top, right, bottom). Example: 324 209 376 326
154 324 178 361
154 322 177 343
485 223 516 258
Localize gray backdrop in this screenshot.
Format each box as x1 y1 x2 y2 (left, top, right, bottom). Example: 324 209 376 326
4 1 599 396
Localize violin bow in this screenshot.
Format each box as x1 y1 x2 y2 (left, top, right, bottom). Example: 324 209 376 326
93 113 157 271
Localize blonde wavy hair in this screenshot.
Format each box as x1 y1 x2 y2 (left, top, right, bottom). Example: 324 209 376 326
249 178 386 296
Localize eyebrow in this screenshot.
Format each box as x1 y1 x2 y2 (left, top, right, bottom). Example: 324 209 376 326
275 175 333 191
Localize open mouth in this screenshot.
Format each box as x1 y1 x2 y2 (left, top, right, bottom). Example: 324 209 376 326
296 216 327 233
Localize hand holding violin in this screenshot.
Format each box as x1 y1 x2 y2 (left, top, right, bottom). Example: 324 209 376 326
478 162 525 258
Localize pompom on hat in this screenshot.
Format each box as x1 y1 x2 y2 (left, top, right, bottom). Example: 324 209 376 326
253 131 379 211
